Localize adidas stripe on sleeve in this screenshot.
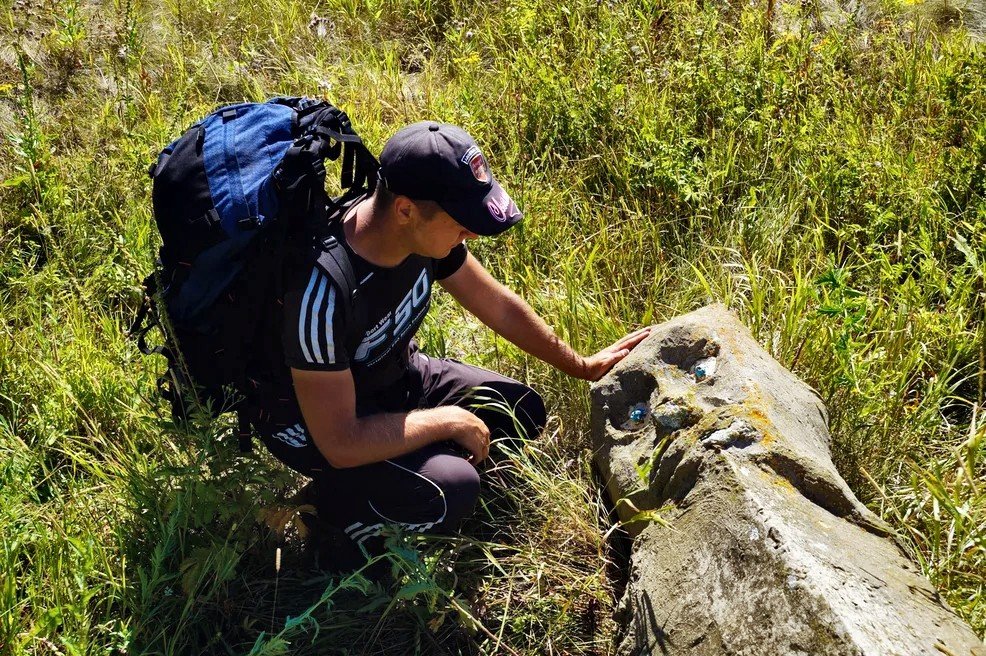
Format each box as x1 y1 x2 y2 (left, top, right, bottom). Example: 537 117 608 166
283 266 349 371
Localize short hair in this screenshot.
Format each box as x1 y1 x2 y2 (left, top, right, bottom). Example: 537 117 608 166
371 183 442 220
371 180 396 209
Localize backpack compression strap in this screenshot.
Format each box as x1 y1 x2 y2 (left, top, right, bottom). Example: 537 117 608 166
309 107 370 191
273 104 380 222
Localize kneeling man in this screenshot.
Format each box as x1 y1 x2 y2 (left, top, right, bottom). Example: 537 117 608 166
250 121 650 558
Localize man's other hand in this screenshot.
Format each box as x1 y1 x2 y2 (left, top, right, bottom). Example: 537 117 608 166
578 327 652 381
448 407 491 463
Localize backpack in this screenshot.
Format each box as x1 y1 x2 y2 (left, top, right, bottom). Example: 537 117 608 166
129 97 377 451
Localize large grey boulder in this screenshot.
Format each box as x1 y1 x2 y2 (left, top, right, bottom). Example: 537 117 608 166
591 304 985 656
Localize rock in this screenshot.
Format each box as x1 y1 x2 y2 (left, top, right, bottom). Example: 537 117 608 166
591 304 985 656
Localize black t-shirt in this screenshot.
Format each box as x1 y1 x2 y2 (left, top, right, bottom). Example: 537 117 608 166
280 217 467 397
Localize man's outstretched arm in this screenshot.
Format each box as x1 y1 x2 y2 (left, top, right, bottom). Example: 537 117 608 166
438 253 650 381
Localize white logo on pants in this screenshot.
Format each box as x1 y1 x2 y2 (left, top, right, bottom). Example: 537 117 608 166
273 423 307 448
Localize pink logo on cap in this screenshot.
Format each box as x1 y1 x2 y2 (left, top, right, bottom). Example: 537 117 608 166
487 188 518 223
487 199 505 221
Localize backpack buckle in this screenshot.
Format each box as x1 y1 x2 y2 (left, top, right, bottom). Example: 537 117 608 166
189 208 221 228
321 235 338 250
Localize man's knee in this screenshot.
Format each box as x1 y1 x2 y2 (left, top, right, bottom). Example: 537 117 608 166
514 386 547 440
313 448 481 537
424 452 481 530
484 381 546 442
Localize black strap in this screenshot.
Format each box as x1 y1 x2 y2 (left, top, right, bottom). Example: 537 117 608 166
351 147 378 193
128 273 167 357
315 236 356 300
313 124 362 144
313 232 367 331
189 208 221 227
237 409 253 453
128 274 155 335
341 142 356 189
305 105 379 192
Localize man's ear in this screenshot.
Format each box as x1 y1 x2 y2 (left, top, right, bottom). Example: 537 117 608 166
392 195 415 226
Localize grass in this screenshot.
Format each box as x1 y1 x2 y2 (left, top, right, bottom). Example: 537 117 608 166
1 0 985 652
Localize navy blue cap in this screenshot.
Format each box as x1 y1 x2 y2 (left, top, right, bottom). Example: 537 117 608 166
378 121 522 236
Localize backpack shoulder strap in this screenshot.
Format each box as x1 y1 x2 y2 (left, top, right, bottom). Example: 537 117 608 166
315 235 356 305
311 196 370 353
312 195 358 296
313 233 368 338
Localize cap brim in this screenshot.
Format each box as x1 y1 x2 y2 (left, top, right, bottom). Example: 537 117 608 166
439 180 523 237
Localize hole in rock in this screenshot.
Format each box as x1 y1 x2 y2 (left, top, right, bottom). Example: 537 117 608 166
658 334 720 375
606 369 658 432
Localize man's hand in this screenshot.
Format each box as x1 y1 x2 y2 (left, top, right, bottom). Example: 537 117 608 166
578 327 652 381
447 407 491 463
294 368 493 468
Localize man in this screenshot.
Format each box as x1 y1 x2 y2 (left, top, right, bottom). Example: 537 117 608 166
250 121 650 560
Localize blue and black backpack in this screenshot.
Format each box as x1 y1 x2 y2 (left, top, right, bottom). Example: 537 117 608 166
130 97 377 450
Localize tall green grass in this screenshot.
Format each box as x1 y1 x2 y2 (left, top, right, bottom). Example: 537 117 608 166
1 0 984 652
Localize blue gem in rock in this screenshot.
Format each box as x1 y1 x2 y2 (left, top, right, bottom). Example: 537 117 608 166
692 357 717 381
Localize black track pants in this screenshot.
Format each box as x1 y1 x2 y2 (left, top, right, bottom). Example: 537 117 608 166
251 352 547 551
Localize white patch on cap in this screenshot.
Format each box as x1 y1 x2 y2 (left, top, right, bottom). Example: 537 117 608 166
460 145 490 183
